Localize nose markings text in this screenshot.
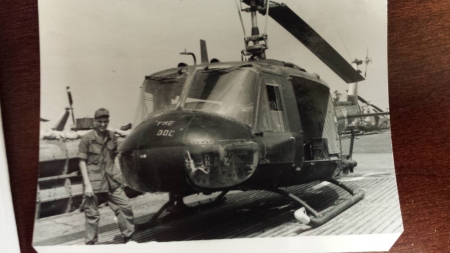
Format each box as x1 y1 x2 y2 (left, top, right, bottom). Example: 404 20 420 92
156 120 175 126
157 129 175 137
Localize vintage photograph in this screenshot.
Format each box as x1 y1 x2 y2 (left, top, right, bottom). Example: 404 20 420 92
34 0 401 252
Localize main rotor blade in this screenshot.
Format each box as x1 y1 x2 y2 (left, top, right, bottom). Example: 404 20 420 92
52 108 70 131
370 104 384 112
245 1 365 83
357 95 384 112
357 95 369 105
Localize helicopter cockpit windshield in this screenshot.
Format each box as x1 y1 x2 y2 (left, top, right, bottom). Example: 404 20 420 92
135 67 257 127
184 68 257 126
134 70 185 125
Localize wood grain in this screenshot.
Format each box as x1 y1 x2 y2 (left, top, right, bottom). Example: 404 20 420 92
1 1 450 252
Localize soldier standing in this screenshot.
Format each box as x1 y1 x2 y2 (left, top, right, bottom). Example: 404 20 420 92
78 108 136 244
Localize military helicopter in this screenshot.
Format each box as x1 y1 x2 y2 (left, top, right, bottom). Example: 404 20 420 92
353 97 390 134
118 0 387 227
335 91 390 135
334 51 390 135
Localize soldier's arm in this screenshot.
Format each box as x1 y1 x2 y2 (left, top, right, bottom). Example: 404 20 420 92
79 159 93 197
78 136 93 197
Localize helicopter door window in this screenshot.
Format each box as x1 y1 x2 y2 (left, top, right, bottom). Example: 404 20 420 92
266 85 286 132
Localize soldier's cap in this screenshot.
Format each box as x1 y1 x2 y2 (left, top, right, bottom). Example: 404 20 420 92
94 108 110 119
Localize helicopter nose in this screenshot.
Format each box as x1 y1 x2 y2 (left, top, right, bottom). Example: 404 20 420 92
118 111 194 192
182 112 259 190
118 110 259 192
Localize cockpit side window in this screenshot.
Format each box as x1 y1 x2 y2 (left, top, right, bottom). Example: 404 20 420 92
266 85 286 132
256 76 286 132
149 81 181 111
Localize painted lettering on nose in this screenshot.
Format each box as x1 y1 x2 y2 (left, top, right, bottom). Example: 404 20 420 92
156 121 175 126
156 130 176 137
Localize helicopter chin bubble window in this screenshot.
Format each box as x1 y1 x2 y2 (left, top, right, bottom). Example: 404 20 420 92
184 141 259 189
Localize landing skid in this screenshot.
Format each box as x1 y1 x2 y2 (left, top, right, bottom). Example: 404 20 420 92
136 191 228 231
268 179 365 227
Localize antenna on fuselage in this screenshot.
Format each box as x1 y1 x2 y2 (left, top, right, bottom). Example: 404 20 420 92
180 49 197 65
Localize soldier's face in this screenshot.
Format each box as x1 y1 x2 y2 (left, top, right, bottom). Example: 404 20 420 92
95 117 109 132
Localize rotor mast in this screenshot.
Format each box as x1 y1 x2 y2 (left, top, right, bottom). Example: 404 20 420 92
348 56 371 105
241 0 269 60
250 1 259 36
347 59 363 104
241 0 364 83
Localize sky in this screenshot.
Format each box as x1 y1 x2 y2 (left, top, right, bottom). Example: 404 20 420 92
38 0 388 129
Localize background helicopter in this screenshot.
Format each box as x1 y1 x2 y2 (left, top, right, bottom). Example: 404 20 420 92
336 94 390 135
352 96 390 134
333 51 390 135
117 0 388 227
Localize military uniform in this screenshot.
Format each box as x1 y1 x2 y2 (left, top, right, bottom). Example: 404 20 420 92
79 129 134 244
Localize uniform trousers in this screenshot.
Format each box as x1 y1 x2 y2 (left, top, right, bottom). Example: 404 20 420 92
84 186 134 244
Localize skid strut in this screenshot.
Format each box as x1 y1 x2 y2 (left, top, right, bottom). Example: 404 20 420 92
136 191 228 230
269 188 320 218
269 181 365 227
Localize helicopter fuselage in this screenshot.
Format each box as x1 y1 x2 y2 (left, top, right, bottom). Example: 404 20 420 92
334 101 361 133
119 60 356 195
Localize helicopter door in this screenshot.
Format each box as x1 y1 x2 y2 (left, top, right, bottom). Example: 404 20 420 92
256 75 295 164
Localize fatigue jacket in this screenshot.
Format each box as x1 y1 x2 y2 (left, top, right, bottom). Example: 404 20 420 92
78 130 122 192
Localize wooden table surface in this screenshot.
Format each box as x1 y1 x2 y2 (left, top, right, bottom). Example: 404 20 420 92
1 1 450 252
